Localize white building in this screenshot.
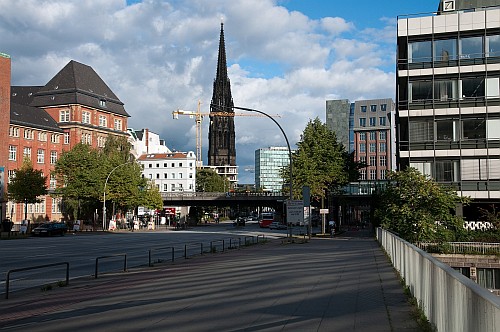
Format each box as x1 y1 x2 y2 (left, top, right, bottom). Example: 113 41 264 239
138 152 196 193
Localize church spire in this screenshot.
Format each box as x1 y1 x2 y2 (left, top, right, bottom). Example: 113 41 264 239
208 22 236 167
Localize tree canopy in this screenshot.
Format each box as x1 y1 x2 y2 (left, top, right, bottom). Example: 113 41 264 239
53 138 162 221
282 117 362 200
196 168 230 192
374 167 469 243
8 158 47 219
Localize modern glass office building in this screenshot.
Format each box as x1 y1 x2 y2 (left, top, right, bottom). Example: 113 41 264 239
397 0 500 219
255 147 290 193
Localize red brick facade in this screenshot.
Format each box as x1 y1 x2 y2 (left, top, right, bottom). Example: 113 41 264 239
0 54 11 221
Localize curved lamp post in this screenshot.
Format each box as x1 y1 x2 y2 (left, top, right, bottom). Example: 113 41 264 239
103 161 134 231
210 104 293 199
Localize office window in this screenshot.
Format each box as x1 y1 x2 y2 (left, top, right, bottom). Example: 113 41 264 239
50 174 57 189
379 143 387 152
462 77 485 99
64 132 70 144
60 110 70 122
434 79 459 101
149 164 152 168
179 173 183 179
99 115 107 127
38 132 47 142
379 131 386 140
434 38 457 61
477 268 500 290
460 36 483 59
370 105 377 112
9 146 16 161
381 104 387 112
9 126 19 137
359 143 366 153
37 149 45 163
164 173 168 179
164 163 168 167
379 117 386 126
156 163 159 168
24 129 33 140
8 170 15 183
23 147 31 159
486 34 500 57
156 173 160 179
50 151 57 164
189 173 193 179
410 121 434 142
369 156 376 166
380 156 387 167
82 111 91 124
114 119 122 131
370 169 377 180
370 117 376 126
369 131 376 141
359 132 366 141
380 170 387 180
359 156 366 165
369 143 376 153
409 40 432 63
361 106 367 113
163 184 168 191
51 134 59 143
360 169 366 180
359 118 366 127
171 163 175 167
409 81 433 102
462 119 486 140
171 173 175 179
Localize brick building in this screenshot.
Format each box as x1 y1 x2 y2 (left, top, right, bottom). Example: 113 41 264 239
3 58 129 223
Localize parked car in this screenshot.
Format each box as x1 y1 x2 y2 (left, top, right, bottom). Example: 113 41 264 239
32 223 68 236
269 221 287 230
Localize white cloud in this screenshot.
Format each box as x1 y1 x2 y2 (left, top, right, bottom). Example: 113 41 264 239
0 0 397 183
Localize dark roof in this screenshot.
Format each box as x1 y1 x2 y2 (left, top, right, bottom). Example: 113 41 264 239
10 102 64 133
11 86 43 106
30 60 130 117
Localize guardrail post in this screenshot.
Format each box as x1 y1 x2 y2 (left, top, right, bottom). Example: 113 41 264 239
201 243 203 255
172 247 175 262
223 239 225 252
185 244 187 259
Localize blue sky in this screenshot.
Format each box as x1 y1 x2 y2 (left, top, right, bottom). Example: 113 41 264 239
2 0 437 183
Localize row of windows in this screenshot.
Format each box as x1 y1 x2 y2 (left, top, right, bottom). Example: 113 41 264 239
60 110 123 130
403 76 500 104
360 104 388 112
162 183 193 191
400 117 500 142
359 155 387 167
358 142 387 153
359 169 387 180
402 34 500 66
411 158 500 182
147 162 194 168
146 173 194 180
359 131 387 141
8 146 57 164
9 126 61 143
359 116 387 127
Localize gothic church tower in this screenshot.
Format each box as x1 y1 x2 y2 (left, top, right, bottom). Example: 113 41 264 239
208 23 236 166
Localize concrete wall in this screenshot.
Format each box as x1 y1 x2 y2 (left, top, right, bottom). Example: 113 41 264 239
377 228 500 332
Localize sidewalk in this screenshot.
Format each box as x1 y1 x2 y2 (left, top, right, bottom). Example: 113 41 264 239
0 234 420 331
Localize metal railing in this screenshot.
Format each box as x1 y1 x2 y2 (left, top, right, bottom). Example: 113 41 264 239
4 234 267 299
417 242 500 255
5 262 69 299
95 254 127 279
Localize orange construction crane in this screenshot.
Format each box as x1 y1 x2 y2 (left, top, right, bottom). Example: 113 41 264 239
172 102 281 168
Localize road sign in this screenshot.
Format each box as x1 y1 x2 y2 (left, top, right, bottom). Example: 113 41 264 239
320 209 329 214
287 200 304 225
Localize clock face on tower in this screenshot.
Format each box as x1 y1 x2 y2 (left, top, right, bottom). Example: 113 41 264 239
443 0 455 12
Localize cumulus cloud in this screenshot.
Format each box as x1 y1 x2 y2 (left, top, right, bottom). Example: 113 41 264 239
0 0 397 183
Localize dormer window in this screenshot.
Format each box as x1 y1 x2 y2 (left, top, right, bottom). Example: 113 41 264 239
99 99 106 107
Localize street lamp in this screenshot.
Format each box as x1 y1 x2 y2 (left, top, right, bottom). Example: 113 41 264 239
210 104 293 199
103 161 134 231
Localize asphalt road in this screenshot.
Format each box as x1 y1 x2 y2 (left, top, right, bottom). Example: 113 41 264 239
0 221 288 296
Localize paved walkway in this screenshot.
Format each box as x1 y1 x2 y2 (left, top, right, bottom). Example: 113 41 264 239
0 232 420 331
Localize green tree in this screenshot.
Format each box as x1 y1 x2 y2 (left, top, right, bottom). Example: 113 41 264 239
282 117 362 200
8 158 47 220
375 167 469 243
53 143 103 220
196 169 230 192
